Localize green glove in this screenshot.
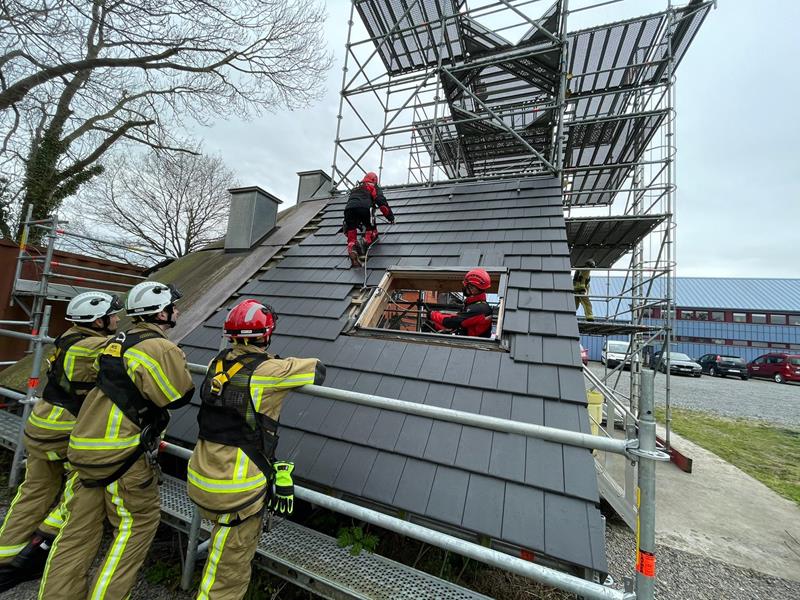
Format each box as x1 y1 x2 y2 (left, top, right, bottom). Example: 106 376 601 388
272 461 294 514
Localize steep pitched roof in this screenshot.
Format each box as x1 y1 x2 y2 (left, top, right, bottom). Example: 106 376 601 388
170 177 607 572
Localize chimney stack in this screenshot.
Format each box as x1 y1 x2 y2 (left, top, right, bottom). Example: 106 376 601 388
296 170 333 203
224 186 283 252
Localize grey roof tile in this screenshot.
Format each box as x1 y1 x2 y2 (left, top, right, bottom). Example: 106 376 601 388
531 312 558 335
393 458 436 514
525 438 564 492
362 452 405 504
563 445 598 501
496 357 529 395
518 290 543 310
468 351 501 390
442 349 476 386
488 432 526 482
307 438 350 486
334 446 379 496
341 405 381 444
528 365 560 399
291 433 327 477
423 383 455 409
454 426 492 474
367 409 406 449
462 474 504 537
502 483 545 551
394 415 434 458
544 494 592 568
423 421 461 465
559 366 589 405
513 335 543 363
417 345 452 381
480 390 512 419
510 395 544 424
426 466 470 525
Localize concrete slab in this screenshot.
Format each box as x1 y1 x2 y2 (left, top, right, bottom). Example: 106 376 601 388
601 427 800 581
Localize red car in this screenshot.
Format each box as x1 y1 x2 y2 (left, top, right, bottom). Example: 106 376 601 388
580 344 589 366
747 353 800 384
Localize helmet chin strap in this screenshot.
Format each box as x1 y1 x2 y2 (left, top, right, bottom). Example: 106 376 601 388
146 304 177 328
93 315 114 335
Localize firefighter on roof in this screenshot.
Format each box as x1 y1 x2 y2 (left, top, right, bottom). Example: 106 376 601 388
573 259 596 320
343 171 395 268
187 299 326 600
0 292 122 593
429 269 494 338
38 281 194 600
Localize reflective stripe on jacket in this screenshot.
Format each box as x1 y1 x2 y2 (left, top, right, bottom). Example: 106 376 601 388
24 326 109 459
187 344 324 516
66 322 194 479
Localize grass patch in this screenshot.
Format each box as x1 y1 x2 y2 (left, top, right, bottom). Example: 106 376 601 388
656 407 800 504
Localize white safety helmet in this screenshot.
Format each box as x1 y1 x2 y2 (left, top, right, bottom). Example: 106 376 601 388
66 291 123 323
126 281 182 318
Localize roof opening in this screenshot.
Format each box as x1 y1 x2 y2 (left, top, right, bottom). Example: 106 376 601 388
350 266 509 350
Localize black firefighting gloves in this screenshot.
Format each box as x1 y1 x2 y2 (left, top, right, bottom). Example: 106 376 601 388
272 461 294 514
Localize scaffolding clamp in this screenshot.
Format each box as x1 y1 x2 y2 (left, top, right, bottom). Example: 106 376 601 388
624 440 670 463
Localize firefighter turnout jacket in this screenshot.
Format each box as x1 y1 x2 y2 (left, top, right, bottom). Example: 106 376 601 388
573 268 591 294
66 322 194 484
430 293 494 338
345 182 394 221
187 344 326 520
25 325 109 460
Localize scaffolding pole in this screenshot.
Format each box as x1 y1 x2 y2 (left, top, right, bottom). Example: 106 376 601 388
8 305 51 489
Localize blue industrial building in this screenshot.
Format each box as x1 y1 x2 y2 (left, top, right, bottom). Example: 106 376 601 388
580 277 800 363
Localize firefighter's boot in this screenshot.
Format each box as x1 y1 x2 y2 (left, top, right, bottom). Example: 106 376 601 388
345 229 361 267
0 531 55 592
364 228 379 250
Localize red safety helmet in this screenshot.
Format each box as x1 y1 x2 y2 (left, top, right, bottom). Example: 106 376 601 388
363 172 378 185
463 268 491 291
224 299 277 339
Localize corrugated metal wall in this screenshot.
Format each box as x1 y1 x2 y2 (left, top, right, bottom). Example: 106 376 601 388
581 321 800 363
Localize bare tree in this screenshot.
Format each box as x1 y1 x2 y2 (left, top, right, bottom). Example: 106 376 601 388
1 0 331 240
65 149 238 264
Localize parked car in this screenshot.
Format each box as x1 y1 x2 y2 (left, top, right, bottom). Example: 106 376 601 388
580 344 589 366
747 353 800 384
697 354 748 380
601 340 639 369
651 351 702 377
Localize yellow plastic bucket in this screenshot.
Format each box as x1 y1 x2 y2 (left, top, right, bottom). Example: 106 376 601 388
586 390 604 437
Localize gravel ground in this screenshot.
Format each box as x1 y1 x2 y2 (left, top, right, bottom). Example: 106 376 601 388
3 518 797 600
603 517 800 600
588 362 800 428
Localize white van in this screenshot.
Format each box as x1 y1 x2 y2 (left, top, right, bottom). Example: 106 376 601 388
601 340 637 369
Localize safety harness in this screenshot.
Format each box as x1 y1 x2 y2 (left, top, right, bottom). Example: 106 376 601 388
42 331 95 419
80 329 171 488
197 351 279 516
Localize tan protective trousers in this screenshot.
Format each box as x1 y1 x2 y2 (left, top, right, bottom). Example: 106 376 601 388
575 290 594 320
195 510 262 600
0 454 71 563
38 457 160 600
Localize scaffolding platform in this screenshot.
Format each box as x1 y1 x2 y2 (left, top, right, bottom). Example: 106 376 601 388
0 407 490 600
567 214 668 268
578 320 657 336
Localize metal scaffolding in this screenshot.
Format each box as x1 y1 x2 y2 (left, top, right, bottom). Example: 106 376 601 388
0 210 157 484
331 0 713 597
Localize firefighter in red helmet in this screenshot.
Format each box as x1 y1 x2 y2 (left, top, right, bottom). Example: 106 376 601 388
429 269 494 338
187 299 325 600
343 171 395 267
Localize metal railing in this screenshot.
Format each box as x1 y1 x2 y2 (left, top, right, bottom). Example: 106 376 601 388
0 345 665 600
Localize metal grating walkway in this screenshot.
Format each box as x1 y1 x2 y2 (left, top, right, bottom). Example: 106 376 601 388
0 408 490 600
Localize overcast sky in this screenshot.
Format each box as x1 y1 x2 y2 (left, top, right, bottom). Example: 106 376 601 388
196 0 800 280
